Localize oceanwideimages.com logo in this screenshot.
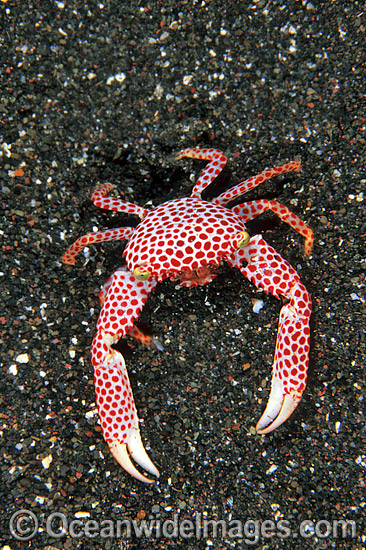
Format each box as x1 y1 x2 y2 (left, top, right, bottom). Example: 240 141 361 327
9 509 357 543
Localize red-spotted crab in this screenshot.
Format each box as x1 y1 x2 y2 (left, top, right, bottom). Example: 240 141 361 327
63 148 313 482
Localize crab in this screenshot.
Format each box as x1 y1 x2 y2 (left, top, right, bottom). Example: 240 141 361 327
62 148 313 483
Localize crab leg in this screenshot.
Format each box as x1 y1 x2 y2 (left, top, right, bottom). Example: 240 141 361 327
230 235 311 433
91 267 159 482
233 200 314 256
91 183 149 218
62 227 134 265
213 161 302 206
175 147 227 199
99 276 163 350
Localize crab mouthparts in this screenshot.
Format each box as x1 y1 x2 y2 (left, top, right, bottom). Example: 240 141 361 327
174 265 221 287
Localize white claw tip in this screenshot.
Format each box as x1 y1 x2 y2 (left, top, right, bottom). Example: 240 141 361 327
256 378 302 434
110 435 159 483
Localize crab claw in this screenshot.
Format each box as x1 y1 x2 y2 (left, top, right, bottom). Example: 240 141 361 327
253 288 311 435
237 236 312 435
92 331 159 482
110 432 160 484
256 377 302 434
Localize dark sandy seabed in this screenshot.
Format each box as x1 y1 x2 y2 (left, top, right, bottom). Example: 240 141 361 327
0 1 365 549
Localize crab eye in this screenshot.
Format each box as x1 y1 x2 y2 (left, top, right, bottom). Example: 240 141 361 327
237 231 250 248
133 267 150 280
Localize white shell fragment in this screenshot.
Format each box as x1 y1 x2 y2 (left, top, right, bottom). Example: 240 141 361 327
75 511 91 519
253 299 264 313
106 72 126 85
41 454 53 469
9 364 18 375
16 353 29 363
